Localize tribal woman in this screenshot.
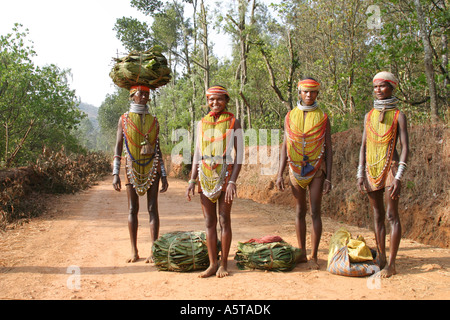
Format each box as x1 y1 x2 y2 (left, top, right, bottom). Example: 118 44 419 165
276 78 333 270
357 71 409 278
185 85 243 278
112 85 169 264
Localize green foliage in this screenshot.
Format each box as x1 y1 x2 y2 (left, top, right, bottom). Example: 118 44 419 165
114 17 152 52
0 24 84 168
97 88 130 152
0 148 111 229
103 0 448 156
131 0 164 15
360 0 449 122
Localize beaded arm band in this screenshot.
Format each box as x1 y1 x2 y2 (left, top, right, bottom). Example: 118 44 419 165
395 161 407 181
160 161 167 177
356 165 365 179
112 155 121 176
188 179 197 184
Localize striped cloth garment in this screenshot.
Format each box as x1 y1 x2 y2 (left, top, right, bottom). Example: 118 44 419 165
327 246 380 277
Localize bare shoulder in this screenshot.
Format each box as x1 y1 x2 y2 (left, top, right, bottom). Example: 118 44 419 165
397 110 408 126
398 110 407 120
117 116 124 132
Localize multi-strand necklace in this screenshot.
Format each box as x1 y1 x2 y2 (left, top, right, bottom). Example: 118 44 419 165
286 106 327 189
365 105 400 190
122 111 160 196
198 111 235 202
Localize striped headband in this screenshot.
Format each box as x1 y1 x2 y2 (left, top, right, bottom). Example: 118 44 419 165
373 71 398 89
298 79 321 92
130 85 151 95
206 86 229 97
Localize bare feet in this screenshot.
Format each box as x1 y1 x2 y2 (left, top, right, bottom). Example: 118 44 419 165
378 254 387 270
216 266 229 278
375 265 396 278
296 253 319 270
126 253 139 263
199 262 219 278
296 252 308 264
307 257 320 270
145 255 154 264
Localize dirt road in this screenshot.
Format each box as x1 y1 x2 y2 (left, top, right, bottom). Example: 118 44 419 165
0 176 449 301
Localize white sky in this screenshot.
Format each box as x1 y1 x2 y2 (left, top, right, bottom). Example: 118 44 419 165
0 0 234 107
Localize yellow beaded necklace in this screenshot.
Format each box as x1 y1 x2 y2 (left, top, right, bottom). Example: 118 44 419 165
286 107 327 189
122 112 160 196
198 112 236 202
365 108 399 190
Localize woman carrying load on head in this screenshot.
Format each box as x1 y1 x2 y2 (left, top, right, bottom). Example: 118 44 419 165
185 85 243 278
357 71 409 278
112 85 169 264
276 78 333 270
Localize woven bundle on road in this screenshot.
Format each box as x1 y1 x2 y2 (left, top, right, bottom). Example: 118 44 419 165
152 231 220 272
234 236 302 272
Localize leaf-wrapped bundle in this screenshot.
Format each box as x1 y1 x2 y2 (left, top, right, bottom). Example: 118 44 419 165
109 46 172 90
152 231 220 272
234 238 302 272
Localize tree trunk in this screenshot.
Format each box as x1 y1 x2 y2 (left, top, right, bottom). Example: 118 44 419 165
4 122 9 165
260 47 293 112
6 120 35 168
228 0 256 129
200 0 210 93
414 0 439 123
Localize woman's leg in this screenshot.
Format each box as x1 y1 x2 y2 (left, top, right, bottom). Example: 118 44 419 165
367 189 387 269
378 190 401 277
198 193 219 278
291 181 308 263
145 175 160 263
126 185 140 263
307 176 325 268
217 192 233 277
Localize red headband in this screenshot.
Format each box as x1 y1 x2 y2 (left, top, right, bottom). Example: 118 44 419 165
130 85 150 93
373 72 398 89
298 79 321 91
206 86 229 97
373 78 398 86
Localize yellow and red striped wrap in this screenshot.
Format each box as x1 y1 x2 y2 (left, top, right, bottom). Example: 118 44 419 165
365 108 399 191
122 112 160 196
206 85 229 98
298 79 321 92
198 111 235 202
285 107 327 189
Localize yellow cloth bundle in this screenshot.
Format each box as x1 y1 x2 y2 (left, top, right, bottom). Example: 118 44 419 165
347 236 373 263
327 228 373 267
327 228 379 277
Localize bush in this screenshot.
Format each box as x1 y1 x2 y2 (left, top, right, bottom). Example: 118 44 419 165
0 148 111 230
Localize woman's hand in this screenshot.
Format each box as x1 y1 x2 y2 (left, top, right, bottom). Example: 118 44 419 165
357 177 365 194
160 176 169 193
389 179 401 200
225 183 237 204
113 175 121 192
323 179 332 194
186 183 196 201
276 176 285 191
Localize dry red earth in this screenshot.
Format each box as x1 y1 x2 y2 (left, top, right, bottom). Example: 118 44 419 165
0 176 449 302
